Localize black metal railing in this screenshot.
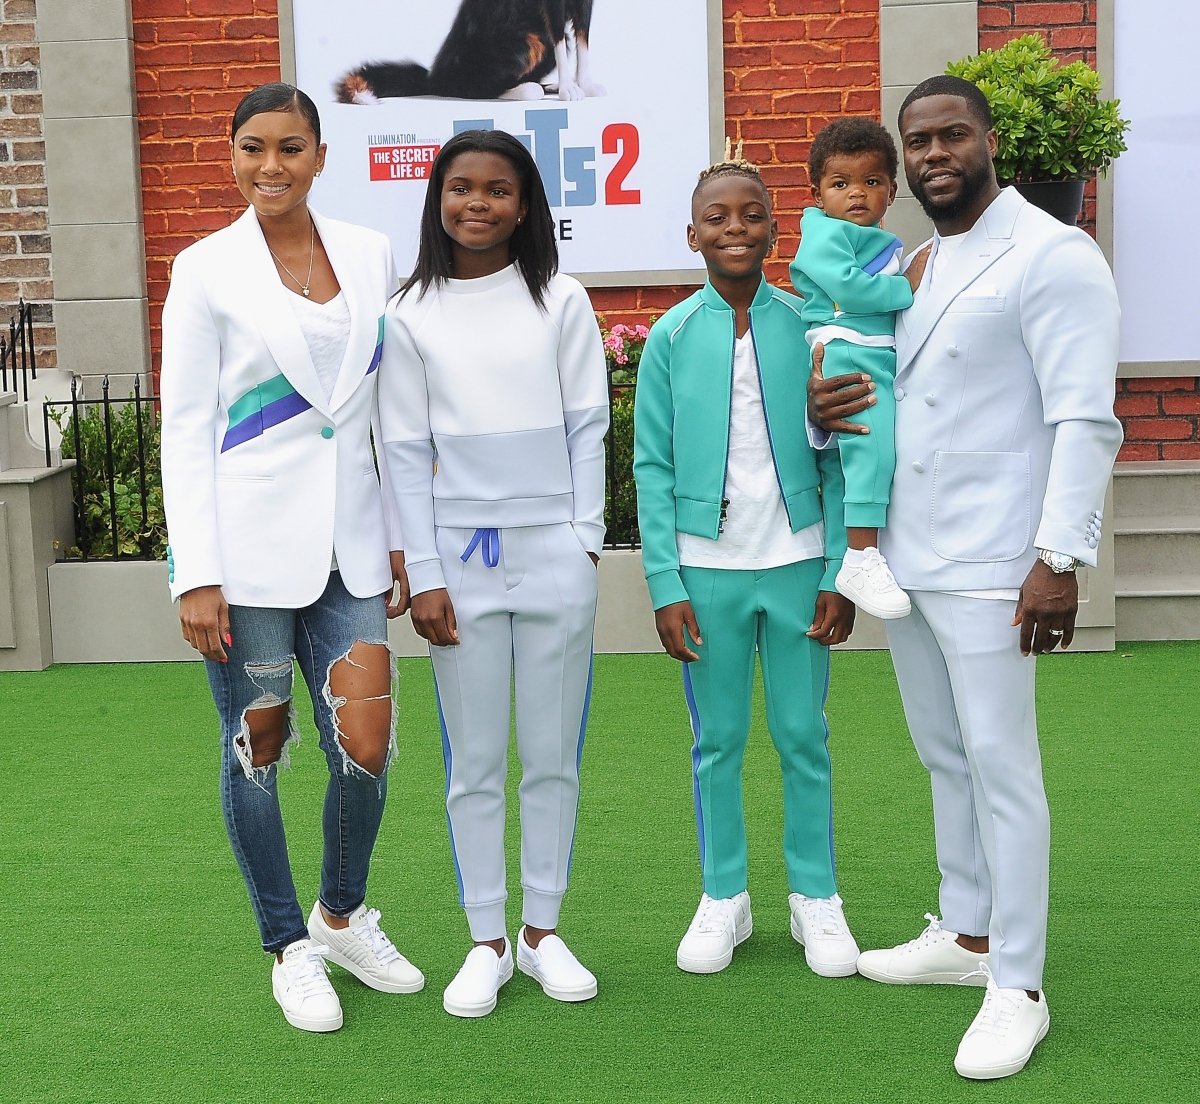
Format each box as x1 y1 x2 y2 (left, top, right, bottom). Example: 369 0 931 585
1 298 37 401
44 375 166 561
604 368 639 550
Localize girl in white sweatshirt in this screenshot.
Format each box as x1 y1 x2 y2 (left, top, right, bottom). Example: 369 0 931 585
378 129 609 1019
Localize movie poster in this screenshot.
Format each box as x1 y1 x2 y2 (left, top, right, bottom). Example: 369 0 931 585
290 1 720 283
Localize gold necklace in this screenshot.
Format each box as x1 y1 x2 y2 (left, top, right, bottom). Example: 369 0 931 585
267 216 315 297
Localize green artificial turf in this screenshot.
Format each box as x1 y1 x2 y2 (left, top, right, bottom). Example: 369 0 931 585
2 643 1197 1103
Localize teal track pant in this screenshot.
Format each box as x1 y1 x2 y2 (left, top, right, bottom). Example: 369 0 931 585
680 559 838 900
822 339 897 529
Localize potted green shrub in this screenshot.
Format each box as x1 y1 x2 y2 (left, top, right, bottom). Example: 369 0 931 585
945 33 1130 223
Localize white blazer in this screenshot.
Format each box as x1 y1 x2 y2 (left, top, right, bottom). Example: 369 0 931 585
160 207 403 608
881 188 1123 591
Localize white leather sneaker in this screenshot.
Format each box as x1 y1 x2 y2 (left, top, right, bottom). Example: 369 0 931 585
954 967 1050 1079
308 902 425 994
676 892 753 974
788 892 860 977
835 547 911 619
271 939 343 1032
443 940 514 1018
856 913 989 985
516 927 598 1002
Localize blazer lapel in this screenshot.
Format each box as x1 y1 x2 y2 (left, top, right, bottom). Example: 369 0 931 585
232 208 332 418
319 212 382 413
896 189 1022 379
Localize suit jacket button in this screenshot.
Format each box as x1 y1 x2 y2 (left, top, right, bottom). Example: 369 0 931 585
946 345 959 357
924 393 936 406
321 426 335 439
1087 537 1098 548
895 387 906 401
912 460 925 473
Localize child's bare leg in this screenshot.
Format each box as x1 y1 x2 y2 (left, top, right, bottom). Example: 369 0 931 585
847 526 878 552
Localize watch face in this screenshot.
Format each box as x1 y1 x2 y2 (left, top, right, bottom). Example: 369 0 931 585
1044 551 1075 572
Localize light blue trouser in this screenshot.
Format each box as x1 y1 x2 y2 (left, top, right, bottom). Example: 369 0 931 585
680 559 838 901
821 338 897 529
430 522 597 942
885 591 1049 990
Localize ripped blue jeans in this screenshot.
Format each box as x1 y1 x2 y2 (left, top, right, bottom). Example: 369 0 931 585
204 571 395 954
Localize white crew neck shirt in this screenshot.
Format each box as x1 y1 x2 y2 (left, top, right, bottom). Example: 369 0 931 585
290 291 350 402
678 331 824 570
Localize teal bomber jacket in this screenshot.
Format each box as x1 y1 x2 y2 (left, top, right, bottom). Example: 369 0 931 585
633 278 848 610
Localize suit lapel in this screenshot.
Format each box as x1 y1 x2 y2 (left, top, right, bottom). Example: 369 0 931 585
319 213 381 413
896 189 1022 379
232 208 331 418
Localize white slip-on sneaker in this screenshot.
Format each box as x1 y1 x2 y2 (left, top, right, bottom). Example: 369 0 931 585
271 938 343 1033
443 940 514 1018
954 966 1050 1080
835 547 911 620
516 927 598 1002
788 892 860 977
307 902 425 994
676 891 753 974
856 913 989 985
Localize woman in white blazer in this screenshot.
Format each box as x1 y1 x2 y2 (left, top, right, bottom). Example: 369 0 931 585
159 83 422 1033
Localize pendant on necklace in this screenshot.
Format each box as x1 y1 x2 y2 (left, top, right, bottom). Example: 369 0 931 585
302 286 311 297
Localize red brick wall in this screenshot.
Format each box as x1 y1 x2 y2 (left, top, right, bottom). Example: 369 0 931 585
979 1 1197 462
0 0 55 366
131 0 879 360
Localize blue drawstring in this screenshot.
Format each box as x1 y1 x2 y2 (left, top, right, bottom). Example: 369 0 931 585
461 527 500 568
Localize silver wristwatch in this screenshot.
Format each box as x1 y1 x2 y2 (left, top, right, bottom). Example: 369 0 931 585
1037 548 1080 573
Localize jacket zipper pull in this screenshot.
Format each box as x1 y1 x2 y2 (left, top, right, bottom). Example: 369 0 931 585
718 497 730 534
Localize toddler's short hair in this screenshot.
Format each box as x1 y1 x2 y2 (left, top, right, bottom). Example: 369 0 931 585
809 118 898 186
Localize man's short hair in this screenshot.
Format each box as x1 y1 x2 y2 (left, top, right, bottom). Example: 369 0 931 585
898 75 993 133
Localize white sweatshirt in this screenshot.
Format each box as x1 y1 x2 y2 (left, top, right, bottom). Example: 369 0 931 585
378 264 609 597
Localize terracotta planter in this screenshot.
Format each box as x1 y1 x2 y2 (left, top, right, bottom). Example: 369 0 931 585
1011 180 1087 226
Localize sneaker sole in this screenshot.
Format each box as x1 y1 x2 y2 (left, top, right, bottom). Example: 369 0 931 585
517 960 598 1002
272 984 343 1032
789 916 859 978
955 1017 1049 1080
676 913 753 975
442 961 514 1018
834 579 912 621
324 947 426 994
856 959 989 986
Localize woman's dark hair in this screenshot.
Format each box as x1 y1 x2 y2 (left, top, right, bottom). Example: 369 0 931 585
232 82 322 145
402 129 558 308
809 117 898 186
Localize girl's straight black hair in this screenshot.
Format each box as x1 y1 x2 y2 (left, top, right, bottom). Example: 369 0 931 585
401 129 558 308
232 82 322 144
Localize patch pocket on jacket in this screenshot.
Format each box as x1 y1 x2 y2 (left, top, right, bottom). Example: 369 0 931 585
946 295 1006 313
930 451 1030 563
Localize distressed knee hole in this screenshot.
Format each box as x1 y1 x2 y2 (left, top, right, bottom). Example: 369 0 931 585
324 641 395 778
242 701 293 768
234 657 300 782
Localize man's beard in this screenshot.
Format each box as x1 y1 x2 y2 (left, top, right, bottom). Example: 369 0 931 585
911 158 993 224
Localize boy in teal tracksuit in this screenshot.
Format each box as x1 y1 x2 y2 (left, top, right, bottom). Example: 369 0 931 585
790 118 921 621
633 150 859 980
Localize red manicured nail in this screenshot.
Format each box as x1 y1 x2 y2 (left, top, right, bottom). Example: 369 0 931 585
224 633 233 646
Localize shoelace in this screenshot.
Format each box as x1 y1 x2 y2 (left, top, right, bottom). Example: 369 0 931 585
286 943 335 999
898 912 944 952
857 548 901 591
694 896 738 934
798 895 849 936
354 907 401 964
959 963 1019 1038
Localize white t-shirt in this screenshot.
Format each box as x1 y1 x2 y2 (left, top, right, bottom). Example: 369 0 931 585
291 291 351 403
678 332 825 570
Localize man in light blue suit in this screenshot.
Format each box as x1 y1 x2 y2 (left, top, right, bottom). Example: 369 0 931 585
810 75 1122 1081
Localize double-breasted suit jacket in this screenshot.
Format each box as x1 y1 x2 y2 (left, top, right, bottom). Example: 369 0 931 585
881 187 1122 589
160 207 402 608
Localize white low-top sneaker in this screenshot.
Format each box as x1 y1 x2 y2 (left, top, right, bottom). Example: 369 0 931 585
516 927 598 1002
271 938 343 1033
676 891 753 974
788 892 860 977
835 547 911 620
308 902 425 994
856 913 989 985
443 940 514 1018
954 967 1050 1080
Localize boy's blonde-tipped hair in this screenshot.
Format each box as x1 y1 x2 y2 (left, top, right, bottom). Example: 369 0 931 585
693 136 770 206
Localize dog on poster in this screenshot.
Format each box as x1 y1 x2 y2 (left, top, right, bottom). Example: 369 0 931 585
336 0 606 103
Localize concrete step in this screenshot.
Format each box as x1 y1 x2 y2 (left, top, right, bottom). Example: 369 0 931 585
1116 588 1200 641
1114 527 1200 577
1113 460 1200 521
